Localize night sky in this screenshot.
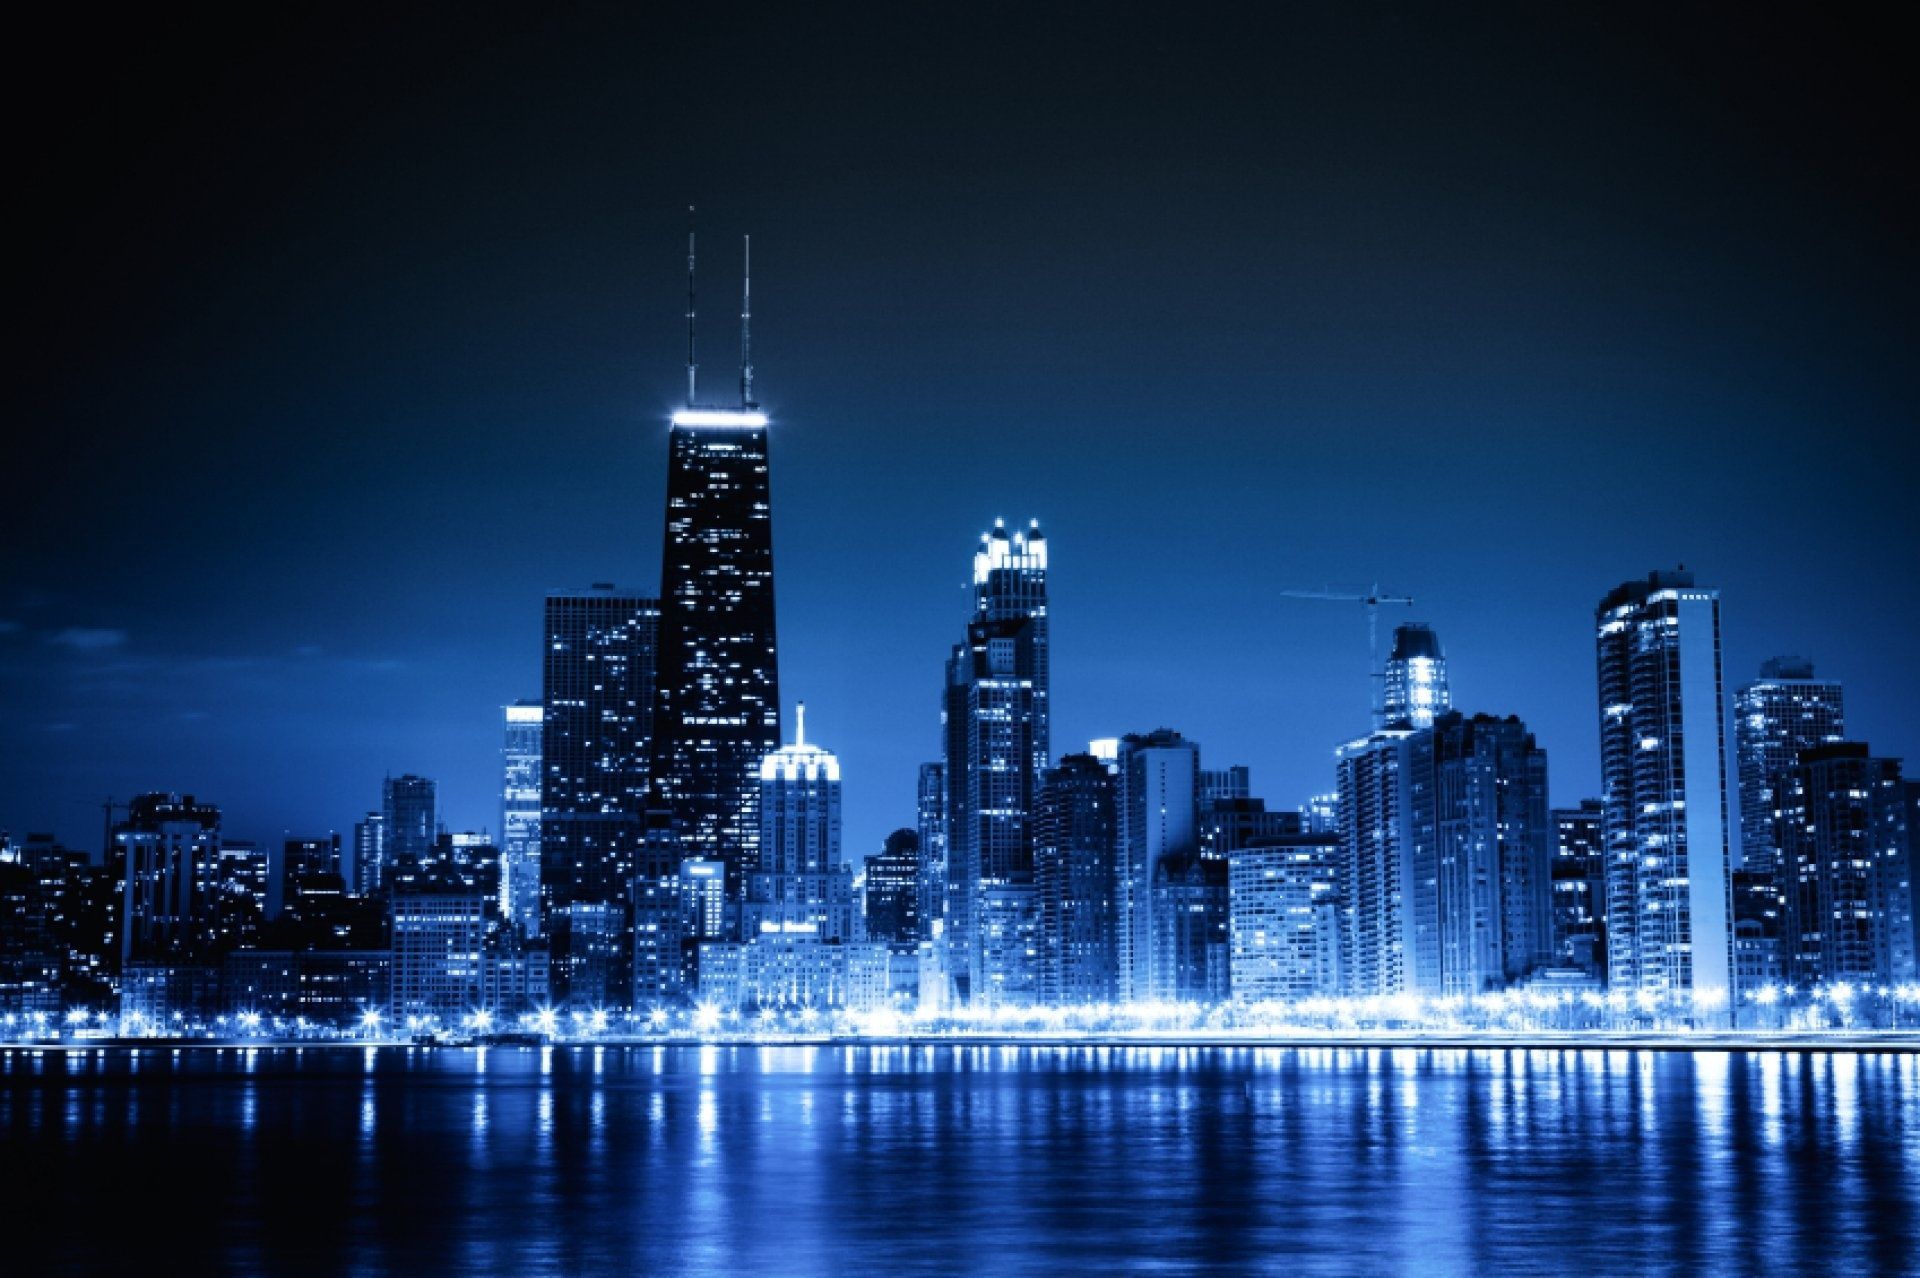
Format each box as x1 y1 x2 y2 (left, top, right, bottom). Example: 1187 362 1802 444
7 5 1915 861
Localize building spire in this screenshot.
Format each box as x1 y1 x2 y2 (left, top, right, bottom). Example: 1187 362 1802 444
795 699 806 747
685 204 698 407
740 234 755 409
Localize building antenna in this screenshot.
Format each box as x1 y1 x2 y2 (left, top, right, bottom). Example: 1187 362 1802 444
685 204 698 407
795 699 805 747
740 234 755 409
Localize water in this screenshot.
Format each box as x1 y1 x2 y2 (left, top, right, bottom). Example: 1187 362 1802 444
4 1043 1918 1275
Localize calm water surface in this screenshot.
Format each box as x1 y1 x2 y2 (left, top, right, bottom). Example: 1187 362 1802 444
4 1043 1918 1275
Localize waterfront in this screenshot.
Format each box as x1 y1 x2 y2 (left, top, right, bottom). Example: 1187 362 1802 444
4 1044 1918 1275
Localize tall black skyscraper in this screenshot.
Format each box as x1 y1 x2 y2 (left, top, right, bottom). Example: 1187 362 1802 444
651 229 781 899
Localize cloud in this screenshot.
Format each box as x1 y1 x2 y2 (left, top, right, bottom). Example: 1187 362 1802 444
0 620 21 635
46 628 130 652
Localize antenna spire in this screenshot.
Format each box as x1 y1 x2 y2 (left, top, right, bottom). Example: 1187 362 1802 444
740 234 754 408
685 204 698 407
795 700 805 747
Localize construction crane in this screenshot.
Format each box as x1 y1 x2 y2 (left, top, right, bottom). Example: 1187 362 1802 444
1282 583 1414 728
74 796 129 863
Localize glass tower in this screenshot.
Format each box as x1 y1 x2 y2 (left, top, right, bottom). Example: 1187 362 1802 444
652 406 782 900
500 700 543 935
1595 569 1735 1013
943 519 1049 1004
1382 622 1450 730
1733 656 1846 876
542 586 658 1003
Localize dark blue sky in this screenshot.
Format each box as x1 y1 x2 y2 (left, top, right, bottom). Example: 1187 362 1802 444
6 4 1915 859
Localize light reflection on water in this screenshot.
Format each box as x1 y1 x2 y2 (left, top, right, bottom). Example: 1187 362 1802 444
3 1044 1919 1274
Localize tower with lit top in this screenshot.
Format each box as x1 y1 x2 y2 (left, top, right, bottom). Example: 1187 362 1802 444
943 518 1050 1004
651 215 782 906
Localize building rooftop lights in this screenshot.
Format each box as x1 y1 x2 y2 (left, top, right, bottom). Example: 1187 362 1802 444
671 409 769 428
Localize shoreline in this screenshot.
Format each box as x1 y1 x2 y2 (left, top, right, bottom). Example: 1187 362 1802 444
8 1031 1920 1055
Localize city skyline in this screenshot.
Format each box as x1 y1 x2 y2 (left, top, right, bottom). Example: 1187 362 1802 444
5 6 1916 871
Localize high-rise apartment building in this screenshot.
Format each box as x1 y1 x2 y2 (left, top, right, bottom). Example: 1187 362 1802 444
1429 712 1553 994
1550 800 1606 974
1382 623 1450 730
500 700 543 935
1229 833 1342 1003
1734 657 1846 876
1034 752 1118 1005
1774 743 1915 988
1595 569 1735 1011
943 519 1048 1004
1335 729 1437 998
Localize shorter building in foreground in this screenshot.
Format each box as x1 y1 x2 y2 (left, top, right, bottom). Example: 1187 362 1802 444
697 936 896 1014
1228 834 1342 1003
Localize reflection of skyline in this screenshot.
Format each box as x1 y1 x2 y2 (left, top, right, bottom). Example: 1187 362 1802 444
6 1045 1918 1271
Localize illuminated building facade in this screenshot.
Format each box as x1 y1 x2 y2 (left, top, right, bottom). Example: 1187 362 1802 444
541 586 658 1002
1335 729 1437 997
350 812 385 895
1382 622 1450 730
1550 800 1606 974
864 829 921 949
117 793 222 965
743 708 852 942
1115 729 1199 1003
1228 833 1342 1002
1734 656 1846 875
499 700 543 935
651 406 782 894
1034 752 1118 1004
943 519 1049 1004
1429 712 1553 994
916 762 946 942
1774 743 1915 988
382 775 437 868
1595 569 1735 1011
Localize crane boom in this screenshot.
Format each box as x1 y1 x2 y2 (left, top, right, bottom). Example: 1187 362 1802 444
1282 582 1415 728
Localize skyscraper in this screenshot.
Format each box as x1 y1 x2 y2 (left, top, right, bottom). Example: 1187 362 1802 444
349 812 385 896
1382 622 1450 730
1734 656 1846 875
1429 712 1553 993
943 519 1049 1004
651 392 781 890
1034 752 1118 1004
863 829 921 949
116 793 222 965
1774 743 1915 989
542 586 658 1001
500 700 543 935
1335 728 1438 998
382 775 437 871
743 706 852 942
1114 729 1200 1003
1550 800 1606 974
1595 569 1735 1013
915 762 947 943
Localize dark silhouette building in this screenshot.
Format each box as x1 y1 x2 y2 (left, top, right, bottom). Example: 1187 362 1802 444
1034 753 1118 1004
541 585 659 1003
